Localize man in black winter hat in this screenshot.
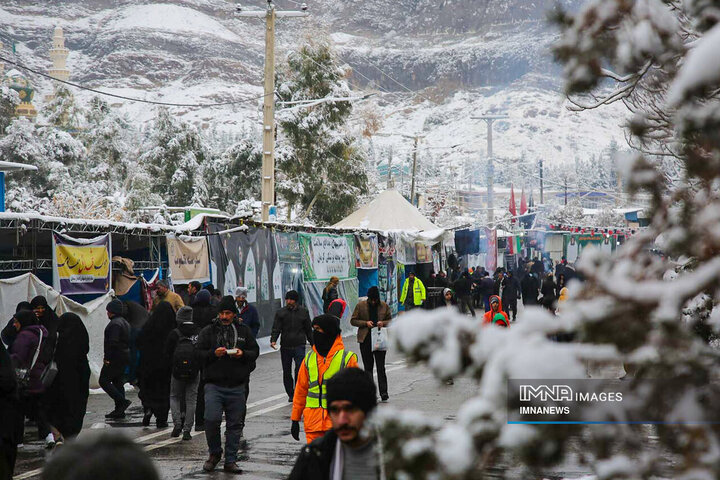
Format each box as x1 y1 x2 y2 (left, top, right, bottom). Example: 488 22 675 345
289 367 382 480
196 296 259 474
270 290 312 402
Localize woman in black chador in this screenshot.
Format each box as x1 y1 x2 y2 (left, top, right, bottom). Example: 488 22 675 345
136 302 176 428
46 312 90 440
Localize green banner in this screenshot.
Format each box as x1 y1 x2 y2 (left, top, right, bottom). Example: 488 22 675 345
299 233 357 282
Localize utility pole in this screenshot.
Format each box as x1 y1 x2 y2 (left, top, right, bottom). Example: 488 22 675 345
564 176 568 205
539 158 544 204
472 114 508 224
236 1 308 221
387 145 394 188
377 131 424 201
409 134 420 206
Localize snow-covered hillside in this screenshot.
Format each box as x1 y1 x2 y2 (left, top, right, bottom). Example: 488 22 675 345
0 0 628 174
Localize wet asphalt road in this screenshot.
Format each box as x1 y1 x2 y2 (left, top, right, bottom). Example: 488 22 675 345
12 335 480 480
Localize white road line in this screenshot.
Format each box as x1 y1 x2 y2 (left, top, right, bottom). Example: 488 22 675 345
246 392 288 409
15 363 408 478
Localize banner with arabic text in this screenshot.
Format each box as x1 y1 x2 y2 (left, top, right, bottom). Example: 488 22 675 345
167 236 211 284
299 233 357 282
52 232 111 295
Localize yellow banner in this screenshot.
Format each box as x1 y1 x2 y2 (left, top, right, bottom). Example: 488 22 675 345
56 245 110 279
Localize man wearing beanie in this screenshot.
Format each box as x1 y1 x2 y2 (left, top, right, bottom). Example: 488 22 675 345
290 314 358 444
350 286 393 402
196 296 259 474
270 290 312 402
101 299 131 419
289 368 383 479
164 306 201 440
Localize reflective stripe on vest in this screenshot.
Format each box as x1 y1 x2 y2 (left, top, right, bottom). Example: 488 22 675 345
305 349 354 409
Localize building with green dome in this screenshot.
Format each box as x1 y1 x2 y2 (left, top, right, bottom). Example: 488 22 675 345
4 68 37 118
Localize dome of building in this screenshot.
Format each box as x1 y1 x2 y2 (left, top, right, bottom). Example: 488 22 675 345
4 69 35 103
4 68 37 118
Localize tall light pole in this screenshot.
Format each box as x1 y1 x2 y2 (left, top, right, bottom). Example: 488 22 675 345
236 1 308 221
472 114 508 224
377 132 424 204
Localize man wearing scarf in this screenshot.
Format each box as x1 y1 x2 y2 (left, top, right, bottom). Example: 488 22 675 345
196 296 259 474
290 315 358 444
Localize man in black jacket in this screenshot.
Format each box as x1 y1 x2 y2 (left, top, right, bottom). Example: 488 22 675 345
196 296 259 474
452 272 475 317
270 290 312 402
100 299 131 419
190 288 218 431
289 368 381 480
521 271 540 307
501 270 522 322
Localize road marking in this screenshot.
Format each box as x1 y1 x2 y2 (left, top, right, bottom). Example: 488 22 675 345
246 392 288 409
15 363 408 478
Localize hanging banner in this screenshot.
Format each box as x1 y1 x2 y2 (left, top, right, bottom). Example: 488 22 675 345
378 260 398 316
394 236 416 264
207 224 281 338
166 236 211 284
302 278 359 333
432 250 441 273
354 234 379 269
481 228 498 272
299 233 356 282
378 235 396 260
275 232 301 264
52 232 112 295
415 243 433 264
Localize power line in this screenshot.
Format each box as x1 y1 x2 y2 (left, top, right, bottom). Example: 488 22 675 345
0 55 271 108
350 55 436 104
294 49 392 96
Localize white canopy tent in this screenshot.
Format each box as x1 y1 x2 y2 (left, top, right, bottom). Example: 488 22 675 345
332 189 440 232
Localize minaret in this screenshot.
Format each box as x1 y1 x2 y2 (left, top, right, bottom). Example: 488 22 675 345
48 26 70 82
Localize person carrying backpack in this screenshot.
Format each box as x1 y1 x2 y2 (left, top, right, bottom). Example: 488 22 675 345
164 306 200 440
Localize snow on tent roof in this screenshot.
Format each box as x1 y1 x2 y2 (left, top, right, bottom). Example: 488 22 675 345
332 189 440 232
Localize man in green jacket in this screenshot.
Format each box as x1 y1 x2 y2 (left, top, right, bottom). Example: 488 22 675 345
400 272 426 311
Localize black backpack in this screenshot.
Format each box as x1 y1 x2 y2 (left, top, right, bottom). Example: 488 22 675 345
172 335 199 380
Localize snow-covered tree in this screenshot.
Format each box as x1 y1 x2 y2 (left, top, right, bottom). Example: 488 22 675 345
203 139 262 213
1 118 84 199
80 97 137 189
376 3 720 479
43 84 83 131
138 107 210 207
0 85 20 133
276 38 368 224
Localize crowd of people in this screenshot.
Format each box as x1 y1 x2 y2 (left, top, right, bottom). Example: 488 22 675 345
425 254 577 322
0 274 397 479
0 255 572 479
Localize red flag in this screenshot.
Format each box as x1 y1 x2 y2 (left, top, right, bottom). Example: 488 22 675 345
509 184 517 223
520 187 528 215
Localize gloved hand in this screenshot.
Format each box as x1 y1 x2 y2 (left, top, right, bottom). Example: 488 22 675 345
291 420 300 441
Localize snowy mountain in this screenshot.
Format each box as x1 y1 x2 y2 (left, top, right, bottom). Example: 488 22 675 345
0 0 628 186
